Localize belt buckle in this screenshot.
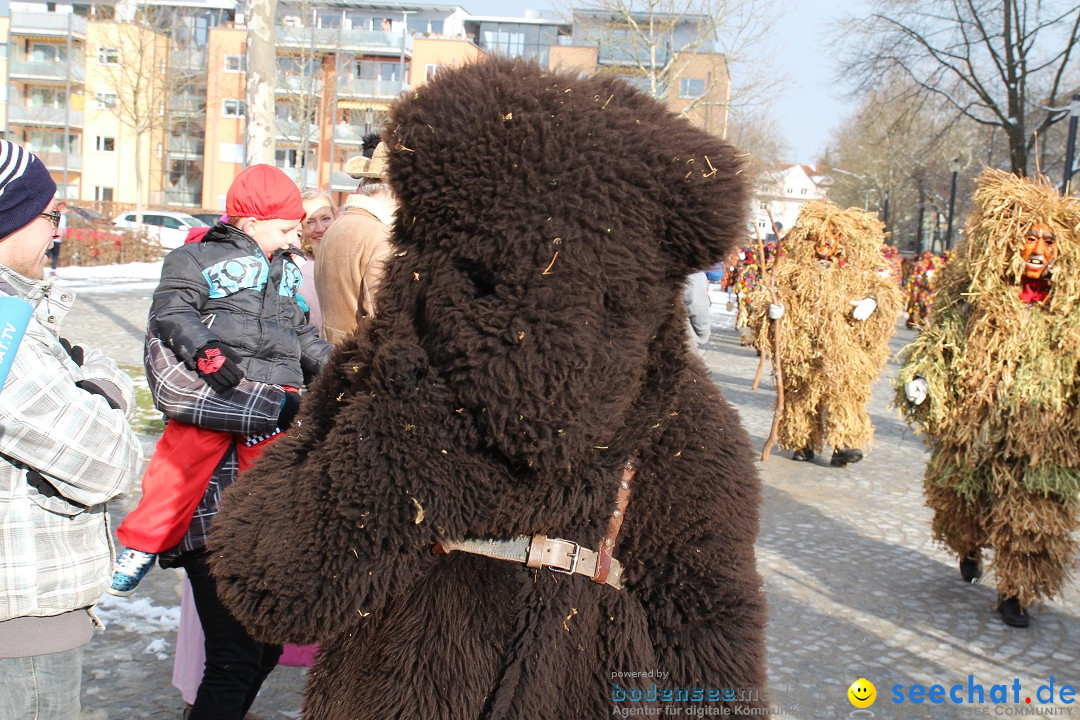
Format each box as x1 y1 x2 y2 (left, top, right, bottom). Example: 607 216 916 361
548 540 581 575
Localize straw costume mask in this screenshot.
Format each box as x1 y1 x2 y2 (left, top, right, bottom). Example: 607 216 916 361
750 200 902 458
896 169 1080 620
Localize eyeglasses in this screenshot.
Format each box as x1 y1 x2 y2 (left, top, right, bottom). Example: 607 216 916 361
39 210 61 229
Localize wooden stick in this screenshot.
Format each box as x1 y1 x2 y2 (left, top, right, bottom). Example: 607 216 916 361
749 231 770 391
751 345 768 391
760 211 787 462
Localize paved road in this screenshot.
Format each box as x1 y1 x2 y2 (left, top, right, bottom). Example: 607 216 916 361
59 279 1078 720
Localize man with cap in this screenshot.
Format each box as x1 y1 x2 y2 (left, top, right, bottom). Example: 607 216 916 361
108 164 332 717
0 140 142 718
314 137 397 344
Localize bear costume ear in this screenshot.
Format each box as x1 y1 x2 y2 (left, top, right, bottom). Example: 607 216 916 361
582 73 750 278
385 58 748 281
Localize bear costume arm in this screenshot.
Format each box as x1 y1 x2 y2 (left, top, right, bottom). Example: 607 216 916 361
624 382 768 699
208 342 468 644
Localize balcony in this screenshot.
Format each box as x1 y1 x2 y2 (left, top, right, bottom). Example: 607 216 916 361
274 26 412 55
170 95 207 117
7 103 84 128
9 11 88 39
276 74 324 95
31 151 83 173
275 166 318 189
167 137 205 157
164 188 203 208
171 48 208 72
275 119 320 142
336 77 405 100
332 124 369 145
8 58 86 84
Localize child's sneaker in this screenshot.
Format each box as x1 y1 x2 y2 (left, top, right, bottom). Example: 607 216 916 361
108 548 157 596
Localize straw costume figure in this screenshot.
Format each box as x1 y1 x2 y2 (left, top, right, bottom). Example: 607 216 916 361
207 58 767 718
750 200 902 466
896 169 1080 628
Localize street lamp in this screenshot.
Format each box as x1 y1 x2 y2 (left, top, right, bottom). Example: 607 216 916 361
944 158 960 251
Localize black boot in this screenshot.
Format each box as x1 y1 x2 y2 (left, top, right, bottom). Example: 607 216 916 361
959 552 982 583
997 596 1030 628
792 447 815 461
830 447 864 467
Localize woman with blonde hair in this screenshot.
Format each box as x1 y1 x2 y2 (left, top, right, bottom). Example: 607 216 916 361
298 190 337 333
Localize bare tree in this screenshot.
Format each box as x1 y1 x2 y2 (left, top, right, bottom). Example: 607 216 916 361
276 0 326 189
726 106 790 179
570 0 788 124
822 81 980 252
246 0 278 165
839 0 1080 176
94 17 179 218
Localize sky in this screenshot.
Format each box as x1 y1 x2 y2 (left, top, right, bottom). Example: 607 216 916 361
457 0 860 166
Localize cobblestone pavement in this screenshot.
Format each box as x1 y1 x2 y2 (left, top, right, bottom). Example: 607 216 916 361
60 280 1078 720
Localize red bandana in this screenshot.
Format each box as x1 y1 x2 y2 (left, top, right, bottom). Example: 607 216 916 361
1018 278 1051 305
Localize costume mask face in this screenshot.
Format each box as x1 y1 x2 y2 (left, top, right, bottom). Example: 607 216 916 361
1020 222 1057 281
815 226 840 260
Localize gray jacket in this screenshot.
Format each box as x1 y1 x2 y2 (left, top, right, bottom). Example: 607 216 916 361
0 266 141 623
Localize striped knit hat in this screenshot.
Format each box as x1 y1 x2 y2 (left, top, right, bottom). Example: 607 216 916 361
0 140 57 240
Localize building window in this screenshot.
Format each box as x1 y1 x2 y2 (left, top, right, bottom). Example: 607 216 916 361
95 136 116 152
759 202 767 210
222 99 246 118
94 92 118 109
800 188 808 195
679 78 706 98
786 187 793 194
425 64 446 81
224 54 246 73
95 186 114 202
97 47 120 64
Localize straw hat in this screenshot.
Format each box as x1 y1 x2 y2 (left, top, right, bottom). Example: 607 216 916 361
345 142 389 179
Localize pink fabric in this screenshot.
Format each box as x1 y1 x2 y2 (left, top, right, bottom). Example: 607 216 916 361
279 642 320 667
172 576 205 705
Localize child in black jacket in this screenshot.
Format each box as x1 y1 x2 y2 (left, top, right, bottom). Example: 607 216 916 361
110 165 332 596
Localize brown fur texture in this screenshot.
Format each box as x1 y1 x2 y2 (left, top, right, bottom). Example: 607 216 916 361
208 58 766 719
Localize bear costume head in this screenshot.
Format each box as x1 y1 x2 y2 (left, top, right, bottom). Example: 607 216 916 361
210 57 766 718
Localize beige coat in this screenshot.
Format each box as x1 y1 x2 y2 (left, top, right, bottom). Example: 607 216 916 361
314 197 393 345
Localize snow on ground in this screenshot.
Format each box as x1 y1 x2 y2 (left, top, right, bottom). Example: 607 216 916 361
51 261 163 294
96 592 180 635
707 281 737 331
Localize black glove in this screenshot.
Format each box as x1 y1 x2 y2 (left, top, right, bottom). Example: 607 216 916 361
59 337 84 366
278 391 302 431
193 341 243 393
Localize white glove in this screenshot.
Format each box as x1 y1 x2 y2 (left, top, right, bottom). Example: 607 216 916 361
768 303 785 319
851 297 877 321
904 377 928 406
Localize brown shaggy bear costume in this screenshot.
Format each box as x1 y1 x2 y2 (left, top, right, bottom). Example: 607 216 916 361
209 57 766 719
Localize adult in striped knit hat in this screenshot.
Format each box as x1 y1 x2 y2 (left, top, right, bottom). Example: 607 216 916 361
0 140 142 719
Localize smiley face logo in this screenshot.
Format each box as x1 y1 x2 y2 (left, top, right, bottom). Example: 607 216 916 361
848 678 876 708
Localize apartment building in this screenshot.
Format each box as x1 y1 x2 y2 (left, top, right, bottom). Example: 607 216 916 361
3 1 732 211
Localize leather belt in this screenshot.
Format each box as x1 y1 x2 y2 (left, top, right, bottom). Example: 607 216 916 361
435 459 637 591
438 533 625 589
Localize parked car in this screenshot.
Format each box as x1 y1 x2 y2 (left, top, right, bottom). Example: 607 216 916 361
190 211 225 226
112 210 208 250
